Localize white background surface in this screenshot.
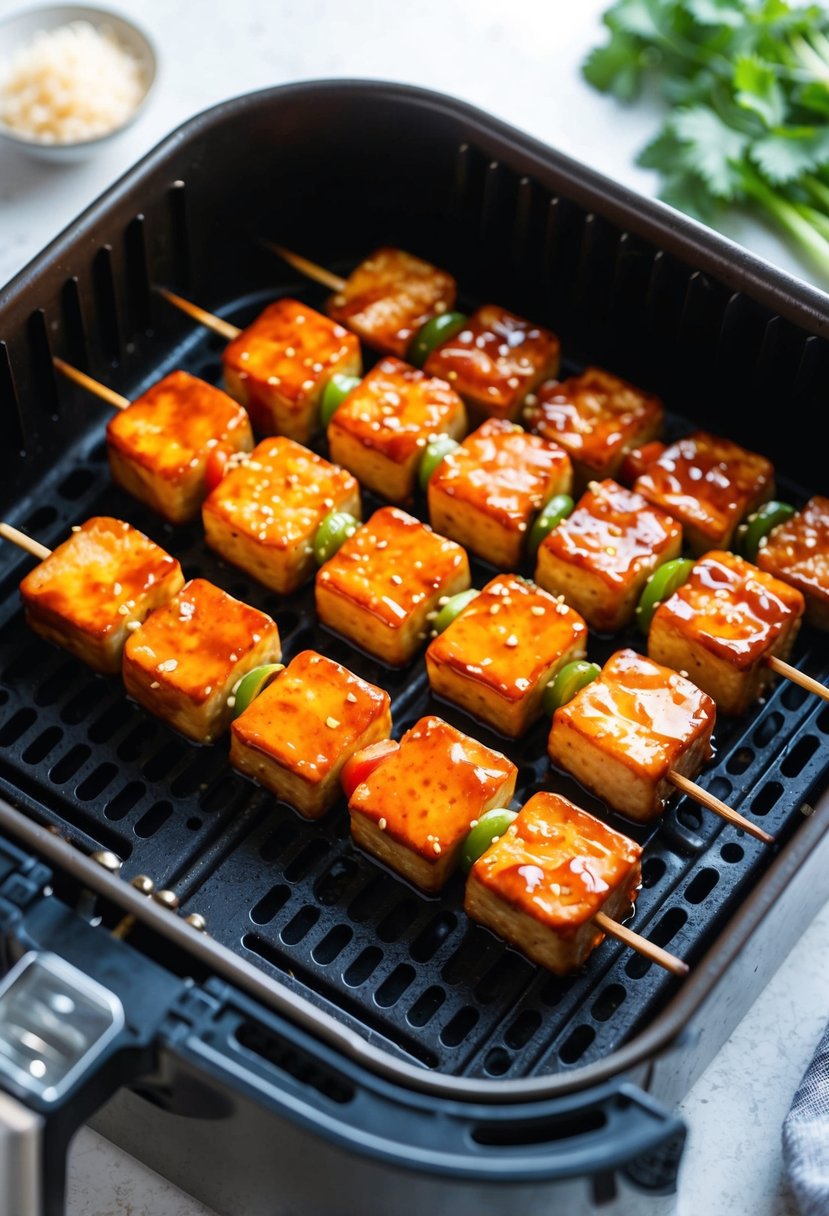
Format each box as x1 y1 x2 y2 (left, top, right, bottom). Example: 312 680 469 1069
1 1 827 1213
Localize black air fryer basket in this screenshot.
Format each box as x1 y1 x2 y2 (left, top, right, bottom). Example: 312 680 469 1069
0 82 828 1216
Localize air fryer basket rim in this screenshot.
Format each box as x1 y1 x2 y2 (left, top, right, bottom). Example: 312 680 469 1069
4 77 829 331
2 78 828 1106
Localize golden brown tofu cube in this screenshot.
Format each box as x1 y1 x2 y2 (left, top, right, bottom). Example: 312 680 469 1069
425 574 587 738
526 367 664 492
230 650 391 819
222 298 361 443
427 418 573 569
348 714 517 892
327 356 466 504
648 550 805 715
635 430 774 555
548 648 715 822
465 791 642 975
423 305 561 423
106 371 254 525
326 247 457 358
315 506 470 666
756 496 829 631
19 516 185 677
202 437 361 594
535 479 683 633
122 578 281 744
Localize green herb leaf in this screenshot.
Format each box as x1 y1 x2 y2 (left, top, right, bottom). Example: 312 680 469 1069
752 127 829 183
685 0 745 29
673 105 749 197
582 36 647 101
734 55 786 127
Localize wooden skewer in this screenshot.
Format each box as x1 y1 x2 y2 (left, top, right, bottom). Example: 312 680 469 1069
0 523 51 561
594 910 689 977
668 770 774 845
53 357 130 411
263 242 346 294
155 287 241 342
766 654 829 704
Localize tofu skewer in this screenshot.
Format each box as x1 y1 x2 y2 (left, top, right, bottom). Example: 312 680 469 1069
547 649 775 845
0 520 281 744
157 288 362 444
639 552 828 709
0 517 186 675
266 245 561 423
53 357 254 524
461 792 688 977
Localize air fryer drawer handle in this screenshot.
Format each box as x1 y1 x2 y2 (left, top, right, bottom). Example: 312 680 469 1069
0 908 186 1216
184 1004 686 1196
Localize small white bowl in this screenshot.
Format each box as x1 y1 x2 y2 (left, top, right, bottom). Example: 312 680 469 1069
0 4 157 163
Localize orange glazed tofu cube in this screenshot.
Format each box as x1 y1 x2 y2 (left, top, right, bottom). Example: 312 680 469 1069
327 356 466 504
526 367 664 491
548 649 715 823
106 370 254 524
122 579 281 745
535 479 683 633
425 574 588 738
202 437 360 594
648 550 805 716
230 650 391 819
348 715 517 892
756 496 829 631
427 418 573 569
326 247 457 358
634 430 774 555
423 305 561 423
222 298 361 443
19 516 184 676
465 792 642 975
315 506 470 666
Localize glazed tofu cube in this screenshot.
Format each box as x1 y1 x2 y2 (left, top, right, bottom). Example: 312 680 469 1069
327 356 466 504
326 247 457 358
465 791 642 975
19 516 185 676
315 506 470 666
525 367 664 492
222 298 361 443
548 649 715 822
535 480 683 633
648 550 805 715
230 650 391 819
635 430 774 555
425 574 588 737
106 371 254 524
202 437 360 594
122 579 281 744
348 715 517 892
423 305 561 423
756 496 829 631
427 418 573 569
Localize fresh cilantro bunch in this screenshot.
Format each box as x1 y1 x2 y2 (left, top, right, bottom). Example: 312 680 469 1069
583 0 829 279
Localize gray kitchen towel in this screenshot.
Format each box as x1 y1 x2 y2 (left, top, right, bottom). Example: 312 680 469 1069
784 1020 829 1215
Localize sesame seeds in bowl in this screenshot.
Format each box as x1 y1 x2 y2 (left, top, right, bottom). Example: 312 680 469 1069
0 5 156 162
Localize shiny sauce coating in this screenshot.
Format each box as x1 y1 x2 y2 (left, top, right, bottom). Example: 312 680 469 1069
552 648 715 780
471 791 641 933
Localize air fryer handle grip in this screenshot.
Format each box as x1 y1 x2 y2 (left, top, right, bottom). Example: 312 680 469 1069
0 895 187 1216
460 1081 687 1195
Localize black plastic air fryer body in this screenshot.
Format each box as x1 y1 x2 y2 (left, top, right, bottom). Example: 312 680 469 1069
1 82 829 1216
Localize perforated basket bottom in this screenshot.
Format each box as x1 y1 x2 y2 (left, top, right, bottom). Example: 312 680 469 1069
0 286 827 1080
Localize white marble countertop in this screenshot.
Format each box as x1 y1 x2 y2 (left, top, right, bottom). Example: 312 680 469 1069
1 1 827 1213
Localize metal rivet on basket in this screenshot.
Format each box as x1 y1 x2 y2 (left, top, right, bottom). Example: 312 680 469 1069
131 874 155 896
185 913 207 932
153 888 180 911
91 850 122 874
